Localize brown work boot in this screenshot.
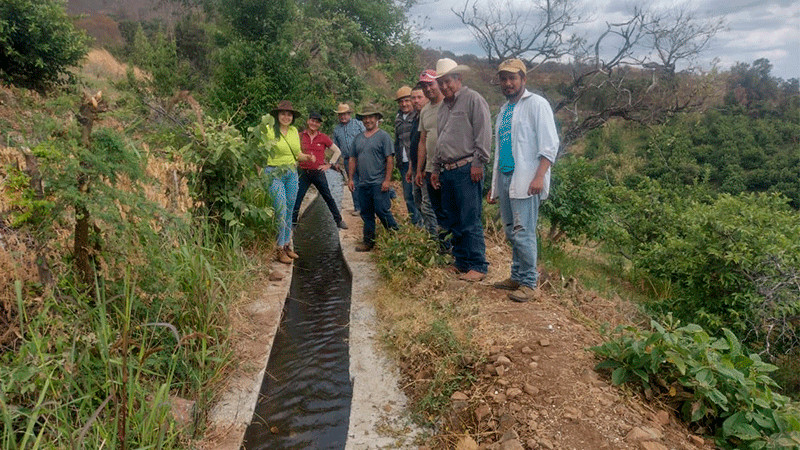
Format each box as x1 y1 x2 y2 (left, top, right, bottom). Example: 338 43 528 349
275 247 292 265
445 264 464 274
355 242 374 252
459 270 486 282
508 285 537 303
284 245 299 259
493 278 521 290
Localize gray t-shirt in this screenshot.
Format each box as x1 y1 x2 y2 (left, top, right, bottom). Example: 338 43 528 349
352 129 394 186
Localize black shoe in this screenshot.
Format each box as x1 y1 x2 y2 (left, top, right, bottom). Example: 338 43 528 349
355 243 373 252
337 221 348 230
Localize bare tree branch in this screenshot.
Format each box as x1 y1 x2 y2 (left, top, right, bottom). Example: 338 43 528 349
453 1 725 150
454 0 582 68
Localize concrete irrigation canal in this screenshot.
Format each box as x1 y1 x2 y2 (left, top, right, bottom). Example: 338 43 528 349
201 186 420 449
242 197 353 448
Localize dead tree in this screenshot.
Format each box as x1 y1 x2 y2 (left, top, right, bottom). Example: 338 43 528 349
75 91 108 288
455 1 725 150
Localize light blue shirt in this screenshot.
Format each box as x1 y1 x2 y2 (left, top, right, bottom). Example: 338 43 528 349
333 118 366 159
490 90 559 200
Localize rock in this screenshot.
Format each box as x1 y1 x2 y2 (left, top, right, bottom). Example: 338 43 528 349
496 365 506 377
493 393 507 404
489 345 502 355
486 364 498 375
268 271 283 281
563 406 580 420
475 404 492 422
451 391 469 401
521 346 534 354
688 435 704 446
639 442 668 450
498 414 516 431
496 355 512 366
497 378 509 386
626 426 664 442
506 388 522 398
528 362 539 369
169 396 195 428
509 402 522 413
523 383 539 395
537 438 555 449
455 435 479 450
500 439 524 450
653 409 670 426
383 404 392 412
539 339 551 347
531 355 541 362
500 429 519 442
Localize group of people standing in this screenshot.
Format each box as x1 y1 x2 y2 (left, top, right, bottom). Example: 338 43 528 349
261 56 559 303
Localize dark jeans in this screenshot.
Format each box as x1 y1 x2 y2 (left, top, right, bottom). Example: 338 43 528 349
426 173 451 251
293 168 343 226
344 157 360 211
357 184 398 246
439 164 488 273
400 161 422 225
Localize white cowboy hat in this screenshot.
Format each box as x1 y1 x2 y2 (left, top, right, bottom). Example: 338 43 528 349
434 58 471 79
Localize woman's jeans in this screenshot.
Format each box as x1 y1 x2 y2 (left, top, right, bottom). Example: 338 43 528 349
265 166 298 247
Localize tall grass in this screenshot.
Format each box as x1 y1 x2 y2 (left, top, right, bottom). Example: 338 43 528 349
0 218 252 449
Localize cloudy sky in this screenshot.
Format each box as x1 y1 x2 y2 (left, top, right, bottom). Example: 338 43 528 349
409 0 800 80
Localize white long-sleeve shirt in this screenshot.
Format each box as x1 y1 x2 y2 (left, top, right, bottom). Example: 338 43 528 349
489 89 559 200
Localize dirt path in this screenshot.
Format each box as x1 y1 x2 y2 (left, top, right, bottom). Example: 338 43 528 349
400 236 713 449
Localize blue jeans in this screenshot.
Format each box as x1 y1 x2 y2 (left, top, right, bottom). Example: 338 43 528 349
264 166 298 247
440 164 487 273
400 161 422 226
414 176 438 236
497 171 540 288
357 184 398 246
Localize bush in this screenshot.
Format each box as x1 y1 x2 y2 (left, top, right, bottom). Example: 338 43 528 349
591 317 800 449
0 0 90 90
180 115 276 239
540 155 612 243
638 193 800 353
375 223 450 279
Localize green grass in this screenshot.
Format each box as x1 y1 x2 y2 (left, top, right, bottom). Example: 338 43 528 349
0 219 254 449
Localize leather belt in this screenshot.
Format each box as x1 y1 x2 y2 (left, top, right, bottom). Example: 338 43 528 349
442 156 473 171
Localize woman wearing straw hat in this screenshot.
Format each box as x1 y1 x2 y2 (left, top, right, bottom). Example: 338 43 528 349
260 100 314 264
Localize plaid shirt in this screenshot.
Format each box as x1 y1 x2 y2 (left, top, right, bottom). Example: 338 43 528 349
394 110 417 166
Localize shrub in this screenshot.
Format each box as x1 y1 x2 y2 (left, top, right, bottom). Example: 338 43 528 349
180 115 276 239
638 193 800 353
375 223 450 279
540 155 612 243
591 316 800 449
0 0 90 90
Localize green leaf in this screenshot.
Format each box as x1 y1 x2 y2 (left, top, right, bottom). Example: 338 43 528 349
723 412 762 440
611 367 628 385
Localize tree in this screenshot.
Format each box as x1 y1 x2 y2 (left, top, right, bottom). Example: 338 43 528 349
0 0 90 90
454 0 582 69
455 1 724 149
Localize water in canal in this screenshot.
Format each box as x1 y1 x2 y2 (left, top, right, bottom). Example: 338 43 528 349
242 196 353 449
